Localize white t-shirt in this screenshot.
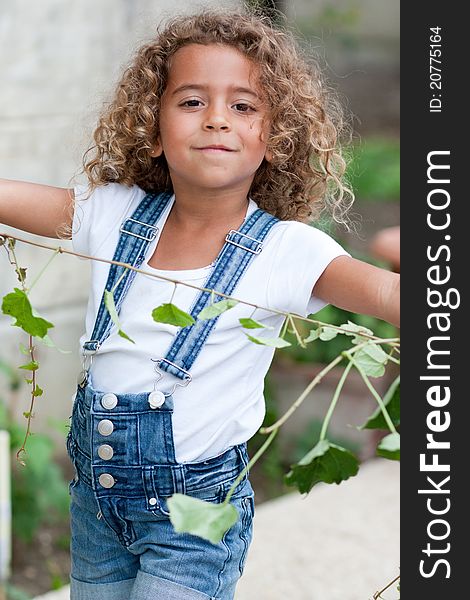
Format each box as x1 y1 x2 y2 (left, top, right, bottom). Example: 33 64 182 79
72 183 349 462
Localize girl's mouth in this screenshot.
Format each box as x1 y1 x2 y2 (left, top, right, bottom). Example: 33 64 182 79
195 145 235 152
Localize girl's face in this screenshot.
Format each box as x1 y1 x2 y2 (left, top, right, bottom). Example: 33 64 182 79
154 43 271 197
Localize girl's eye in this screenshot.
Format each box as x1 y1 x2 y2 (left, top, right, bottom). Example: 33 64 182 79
181 99 203 108
233 103 255 113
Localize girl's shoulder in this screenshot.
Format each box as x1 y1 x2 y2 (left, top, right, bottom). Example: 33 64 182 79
72 183 147 257
271 217 344 253
74 182 146 209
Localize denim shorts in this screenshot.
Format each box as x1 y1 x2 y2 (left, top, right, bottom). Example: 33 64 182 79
66 382 255 600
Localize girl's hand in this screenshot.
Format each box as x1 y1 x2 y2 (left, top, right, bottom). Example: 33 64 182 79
0 178 74 238
313 255 400 328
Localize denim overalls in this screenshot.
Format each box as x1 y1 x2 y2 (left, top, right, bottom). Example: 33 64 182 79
66 191 279 600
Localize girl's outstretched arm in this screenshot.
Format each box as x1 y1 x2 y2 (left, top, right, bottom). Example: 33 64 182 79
313 255 400 328
0 178 74 238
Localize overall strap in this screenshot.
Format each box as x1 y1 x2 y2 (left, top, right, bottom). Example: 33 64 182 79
82 191 172 356
154 209 279 385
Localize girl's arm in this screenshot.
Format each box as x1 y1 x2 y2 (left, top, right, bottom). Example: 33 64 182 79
313 255 400 328
0 178 74 238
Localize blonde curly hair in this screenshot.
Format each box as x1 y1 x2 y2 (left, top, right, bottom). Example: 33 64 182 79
81 9 353 225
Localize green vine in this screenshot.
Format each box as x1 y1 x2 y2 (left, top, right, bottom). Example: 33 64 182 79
0 231 400 547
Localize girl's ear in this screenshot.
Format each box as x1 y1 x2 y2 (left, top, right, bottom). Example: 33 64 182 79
149 140 163 157
264 148 273 163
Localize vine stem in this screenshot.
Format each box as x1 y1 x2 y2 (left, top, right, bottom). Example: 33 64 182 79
260 338 399 435
347 352 398 434
28 247 61 293
0 232 399 348
16 335 36 465
223 429 278 504
260 354 345 434
373 573 400 599
319 360 353 441
2 239 42 462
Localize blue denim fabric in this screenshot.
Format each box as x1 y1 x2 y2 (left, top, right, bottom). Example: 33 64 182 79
67 192 277 598
67 383 255 599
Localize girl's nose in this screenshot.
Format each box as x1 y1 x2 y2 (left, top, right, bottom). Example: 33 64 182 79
202 107 231 131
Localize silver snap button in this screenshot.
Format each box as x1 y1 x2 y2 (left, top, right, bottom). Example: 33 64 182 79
148 390 165 409
149 497 158 506
97 419 114 436
97 444 114 460
98 473 115 488
101 393 118 410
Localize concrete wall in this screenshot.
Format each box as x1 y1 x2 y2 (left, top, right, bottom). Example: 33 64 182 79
0 0 238 447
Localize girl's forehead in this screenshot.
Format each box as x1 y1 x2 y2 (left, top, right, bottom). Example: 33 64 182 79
166 43 262 92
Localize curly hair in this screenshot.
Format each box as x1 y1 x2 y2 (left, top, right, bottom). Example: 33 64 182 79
80 8 353 226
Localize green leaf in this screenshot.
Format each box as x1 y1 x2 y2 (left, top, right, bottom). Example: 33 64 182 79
104 290 135 344
24 378 33 384
152 303 196 327
353 343 388 377
284 440 359 494
167 493 239 545
319 327 338 341
18 361 38 371
197 299 238 320
33 385 43 397
361 376 400 430
303 328 321 343
2 288 54 338
339 320 374 343
245 333 291 348
37 334 72 354
19 343 30 355
118 329 135 343
239 317 273 330
377 432 400 461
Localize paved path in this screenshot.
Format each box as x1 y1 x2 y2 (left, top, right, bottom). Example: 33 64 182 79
34 459 399 600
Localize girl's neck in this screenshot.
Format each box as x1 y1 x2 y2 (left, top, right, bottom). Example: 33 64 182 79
169 186 250 232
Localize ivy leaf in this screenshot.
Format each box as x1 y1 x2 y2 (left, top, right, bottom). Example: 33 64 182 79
19 361 39 371
104 290 135 344
2 288 54 338
239 317 273 330
197 299 238 321
319 327 338 341
118 330 135 343
284 440 359 494
36 334 72 354
245 333 291 348
167 493 238 545
152 303 196 327
377 432 400 461
33 385 43 397
24 378 33 384
353 343 388 377
339 320 374 343
303 328 321 343
360 376 400 430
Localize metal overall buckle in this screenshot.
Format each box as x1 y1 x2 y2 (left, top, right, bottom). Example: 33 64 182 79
150 358 192 398
77 342 101 388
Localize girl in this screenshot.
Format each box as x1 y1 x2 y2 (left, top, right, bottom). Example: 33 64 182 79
0 9 399 600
